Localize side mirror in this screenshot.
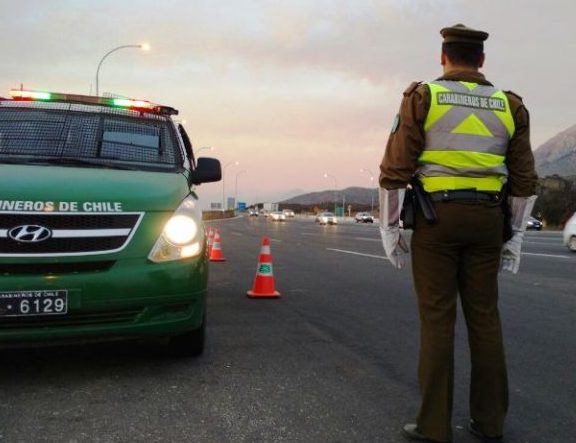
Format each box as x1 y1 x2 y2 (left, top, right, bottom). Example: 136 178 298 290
190 157 221 184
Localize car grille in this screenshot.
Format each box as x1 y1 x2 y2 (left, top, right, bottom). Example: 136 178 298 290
0 212 143 256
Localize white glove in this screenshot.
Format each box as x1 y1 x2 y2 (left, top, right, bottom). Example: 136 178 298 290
500 195 537 274
380 225 410 269
379 187 409 269
500 232 524 274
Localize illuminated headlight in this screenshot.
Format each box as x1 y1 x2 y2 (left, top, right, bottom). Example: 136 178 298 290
164 215 198 245
148 196 204 263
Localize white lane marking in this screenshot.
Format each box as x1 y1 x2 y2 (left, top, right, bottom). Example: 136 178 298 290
521 252 571 259
351 238 564 247
328 248 571 261
327 248 387 260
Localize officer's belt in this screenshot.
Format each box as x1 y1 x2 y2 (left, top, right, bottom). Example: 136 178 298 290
429 190 501 203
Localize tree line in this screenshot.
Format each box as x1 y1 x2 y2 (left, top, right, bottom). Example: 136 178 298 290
534 176 576 227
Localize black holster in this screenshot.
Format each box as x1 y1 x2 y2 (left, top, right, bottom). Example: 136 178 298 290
400 177 437 229
400 186 417 229
501 184 513 242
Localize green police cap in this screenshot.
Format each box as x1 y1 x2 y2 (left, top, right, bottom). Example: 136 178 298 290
440 23 489 44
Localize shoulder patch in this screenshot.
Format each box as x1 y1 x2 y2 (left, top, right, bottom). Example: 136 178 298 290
504 90 523 102
390 114 400 134
403 81 422 97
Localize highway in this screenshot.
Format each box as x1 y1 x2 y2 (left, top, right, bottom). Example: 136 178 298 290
0 215 574 442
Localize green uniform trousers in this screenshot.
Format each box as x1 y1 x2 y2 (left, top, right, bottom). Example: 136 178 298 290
411 201 508 442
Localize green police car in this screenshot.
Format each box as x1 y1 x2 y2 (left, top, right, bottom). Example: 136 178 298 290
0 89 221 356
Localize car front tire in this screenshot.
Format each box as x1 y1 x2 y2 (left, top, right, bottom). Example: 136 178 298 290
166 314 206 357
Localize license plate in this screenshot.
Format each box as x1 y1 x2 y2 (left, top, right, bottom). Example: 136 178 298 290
0 290 68 317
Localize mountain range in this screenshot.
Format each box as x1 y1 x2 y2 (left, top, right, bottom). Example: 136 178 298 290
281 125 576 206
281 186 377 207
533 123 576 178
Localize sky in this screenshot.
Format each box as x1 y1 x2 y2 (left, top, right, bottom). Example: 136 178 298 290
1 0 575 208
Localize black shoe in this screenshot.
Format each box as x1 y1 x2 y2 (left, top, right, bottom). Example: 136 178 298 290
468 420 503 443
402 424 450 443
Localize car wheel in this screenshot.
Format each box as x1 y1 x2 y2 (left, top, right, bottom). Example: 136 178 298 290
166 313 206 357
569 236 576 252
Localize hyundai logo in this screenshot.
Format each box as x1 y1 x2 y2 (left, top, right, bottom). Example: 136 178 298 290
8 225 52 243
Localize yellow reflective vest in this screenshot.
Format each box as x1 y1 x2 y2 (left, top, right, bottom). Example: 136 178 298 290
418 80 515 193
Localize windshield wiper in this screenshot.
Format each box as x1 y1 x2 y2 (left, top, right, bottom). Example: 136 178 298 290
46 157 142 170
41 157 108 166
0 156 139 170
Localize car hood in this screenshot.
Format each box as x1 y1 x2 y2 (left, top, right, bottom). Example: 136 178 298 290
0 164 190 212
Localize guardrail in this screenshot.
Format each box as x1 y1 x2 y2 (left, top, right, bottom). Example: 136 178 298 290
202 210 235 221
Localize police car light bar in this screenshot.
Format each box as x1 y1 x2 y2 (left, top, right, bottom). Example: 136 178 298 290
10 90 51 100
8 89 178 116
112 98 153 109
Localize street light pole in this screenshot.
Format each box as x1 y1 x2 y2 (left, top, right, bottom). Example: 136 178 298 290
222 161 239 211
360 168 376 214
323 173 338 214
235 169 247 210
95 43 150 96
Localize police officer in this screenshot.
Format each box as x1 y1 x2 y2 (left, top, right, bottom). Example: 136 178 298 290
378 24 538 442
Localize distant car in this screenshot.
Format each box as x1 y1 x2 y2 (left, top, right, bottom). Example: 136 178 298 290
315 212 338 225
270 211 286 222
248 209 259 217
526 216 542 231
355 212 374 223
259 209 269 217
562 212 576 252
282 209 295 218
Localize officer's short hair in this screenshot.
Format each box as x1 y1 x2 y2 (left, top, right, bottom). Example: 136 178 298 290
442 42 484 67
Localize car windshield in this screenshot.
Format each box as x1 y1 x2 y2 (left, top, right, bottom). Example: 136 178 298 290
323 212 334 216
0 105 182 172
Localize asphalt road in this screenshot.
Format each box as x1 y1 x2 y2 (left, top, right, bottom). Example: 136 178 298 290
1 216 574 443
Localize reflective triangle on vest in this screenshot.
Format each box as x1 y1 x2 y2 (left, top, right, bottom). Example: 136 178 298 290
451 113 493 137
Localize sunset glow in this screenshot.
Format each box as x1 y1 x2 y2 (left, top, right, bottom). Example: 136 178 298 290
1 0 573 207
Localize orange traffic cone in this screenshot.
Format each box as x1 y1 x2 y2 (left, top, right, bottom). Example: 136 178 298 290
209 230 226 262
247 236 280 298
207 227 215 257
